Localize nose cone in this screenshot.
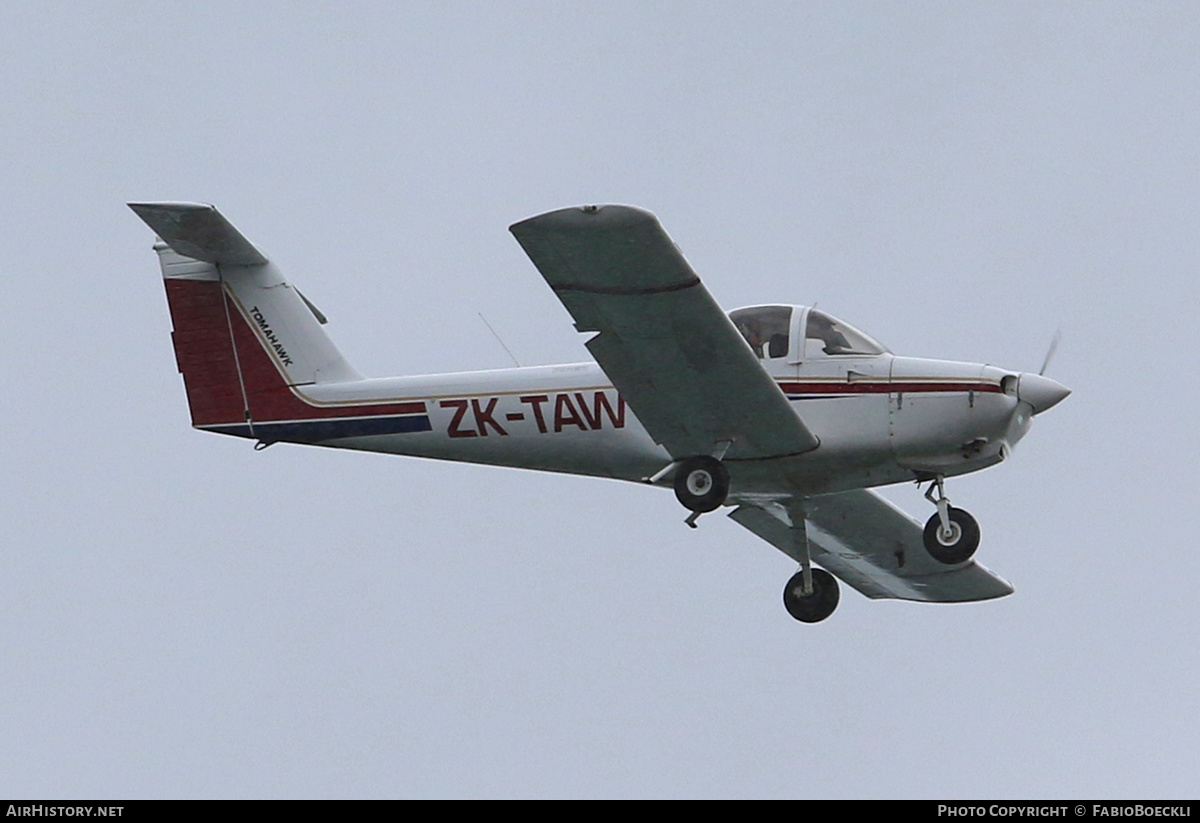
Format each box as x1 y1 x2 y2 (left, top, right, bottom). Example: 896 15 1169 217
1018 373 1071 415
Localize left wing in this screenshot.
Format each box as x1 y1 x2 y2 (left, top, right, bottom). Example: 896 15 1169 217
730 490 1014 602
510 205 818 461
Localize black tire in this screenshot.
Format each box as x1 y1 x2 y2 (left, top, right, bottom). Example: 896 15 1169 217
922 507 981 565
672 456 730 513
782 568 840 623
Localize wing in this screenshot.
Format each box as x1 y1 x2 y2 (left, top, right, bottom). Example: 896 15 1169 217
510 205 818 461
729 490 1013 602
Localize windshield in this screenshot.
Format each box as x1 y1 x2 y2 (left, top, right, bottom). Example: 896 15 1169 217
803 310 887 356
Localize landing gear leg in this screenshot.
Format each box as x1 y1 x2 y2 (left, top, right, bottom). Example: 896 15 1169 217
921 475 981 565
781 501 839 623
925 476 955 539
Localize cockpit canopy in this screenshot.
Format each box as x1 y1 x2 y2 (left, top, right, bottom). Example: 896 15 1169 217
728 305 888 360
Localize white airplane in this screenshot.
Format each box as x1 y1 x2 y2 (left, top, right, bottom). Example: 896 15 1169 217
130 202 1069 623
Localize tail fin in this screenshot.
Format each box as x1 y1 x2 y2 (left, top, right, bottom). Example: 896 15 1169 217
130 202 363 439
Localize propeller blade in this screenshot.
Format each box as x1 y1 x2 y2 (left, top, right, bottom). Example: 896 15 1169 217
1039 329 1062 376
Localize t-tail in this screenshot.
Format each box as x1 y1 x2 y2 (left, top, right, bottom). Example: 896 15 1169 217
130 202 377 443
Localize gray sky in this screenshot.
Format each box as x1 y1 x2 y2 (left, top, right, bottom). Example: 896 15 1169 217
2 1 1197 798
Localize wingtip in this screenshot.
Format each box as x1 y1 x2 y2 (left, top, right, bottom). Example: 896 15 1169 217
509 203 658 235
128 201 214 214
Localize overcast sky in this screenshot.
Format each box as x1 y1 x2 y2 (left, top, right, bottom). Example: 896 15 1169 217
2 1 1197 798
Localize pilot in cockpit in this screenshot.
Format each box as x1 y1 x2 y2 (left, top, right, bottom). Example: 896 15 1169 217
738 321 789 359
740 321 766 358
731 306 792 359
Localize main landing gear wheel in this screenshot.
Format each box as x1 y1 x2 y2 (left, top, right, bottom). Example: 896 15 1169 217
673 456 730 513
783 568 840 623
922 507 981 565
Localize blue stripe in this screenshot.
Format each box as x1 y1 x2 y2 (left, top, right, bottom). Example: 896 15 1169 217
206 415 433 443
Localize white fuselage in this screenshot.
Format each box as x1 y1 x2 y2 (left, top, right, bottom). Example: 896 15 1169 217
247 349 1031 498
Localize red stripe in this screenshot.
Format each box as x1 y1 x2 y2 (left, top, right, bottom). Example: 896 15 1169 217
778 381 1001 395
892 382 1002 394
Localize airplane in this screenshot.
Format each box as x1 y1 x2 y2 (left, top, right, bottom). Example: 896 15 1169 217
129 201 1070 624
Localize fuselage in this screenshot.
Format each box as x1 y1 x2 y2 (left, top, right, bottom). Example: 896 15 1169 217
205 302 1044 499
154 253 1055 501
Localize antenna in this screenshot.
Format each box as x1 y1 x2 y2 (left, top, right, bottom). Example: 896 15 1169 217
478 313 522 367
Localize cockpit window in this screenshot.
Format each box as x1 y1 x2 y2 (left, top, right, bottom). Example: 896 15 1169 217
730 306 792 359
804 310 887 356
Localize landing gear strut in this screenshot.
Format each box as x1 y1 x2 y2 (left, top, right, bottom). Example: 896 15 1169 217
779 499 840 623
921 476 981 565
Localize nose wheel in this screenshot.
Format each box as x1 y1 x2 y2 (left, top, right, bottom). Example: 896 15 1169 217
921 477 981 564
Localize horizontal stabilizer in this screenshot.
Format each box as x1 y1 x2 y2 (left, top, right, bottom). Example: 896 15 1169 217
128 202 268 266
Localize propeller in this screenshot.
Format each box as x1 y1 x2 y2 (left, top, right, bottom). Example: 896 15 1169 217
1016 330 1070 415
1038 329 1062 376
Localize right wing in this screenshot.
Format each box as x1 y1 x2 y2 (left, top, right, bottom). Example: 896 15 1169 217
729 490 1014 602
510 205 818 461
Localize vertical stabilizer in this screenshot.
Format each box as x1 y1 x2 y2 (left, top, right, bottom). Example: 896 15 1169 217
130 202 362 437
